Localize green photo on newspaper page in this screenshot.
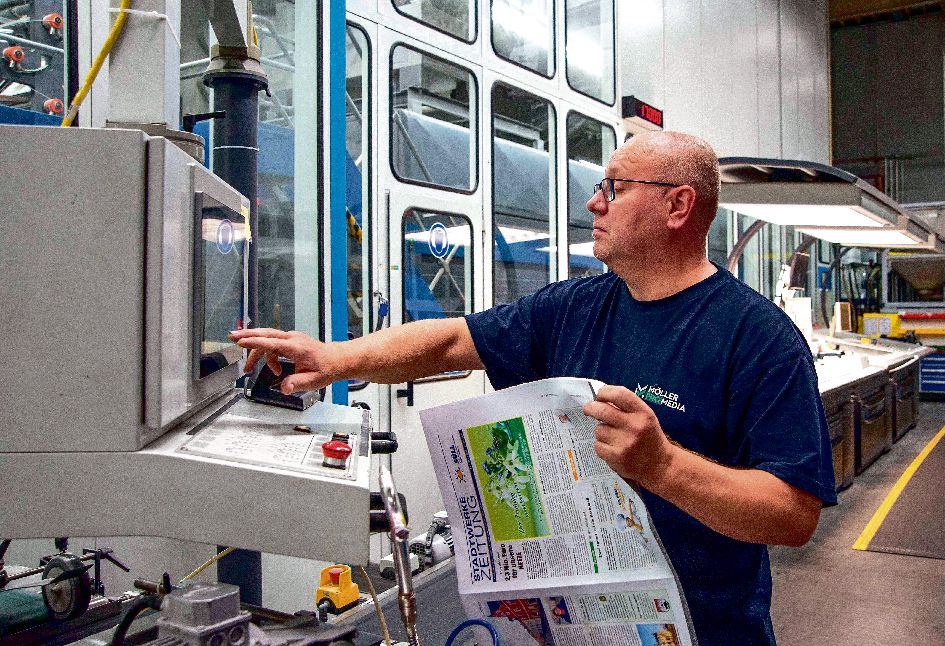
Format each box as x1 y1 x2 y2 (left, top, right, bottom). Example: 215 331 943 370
465 417 550 541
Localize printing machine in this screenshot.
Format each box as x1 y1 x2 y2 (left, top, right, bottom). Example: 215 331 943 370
0 124 376 645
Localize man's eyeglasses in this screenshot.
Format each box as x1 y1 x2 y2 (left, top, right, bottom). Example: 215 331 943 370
593 178 681 202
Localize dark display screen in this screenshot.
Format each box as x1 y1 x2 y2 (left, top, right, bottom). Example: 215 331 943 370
195 192 245 379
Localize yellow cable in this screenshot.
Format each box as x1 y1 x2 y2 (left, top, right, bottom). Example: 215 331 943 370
357 565 392 646
61 0 131 127
180 547 236 583
853 424 945 551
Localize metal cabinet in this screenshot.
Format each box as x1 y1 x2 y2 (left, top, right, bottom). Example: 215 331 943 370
822 389 856 491
853 371 893 475
890 356 921 441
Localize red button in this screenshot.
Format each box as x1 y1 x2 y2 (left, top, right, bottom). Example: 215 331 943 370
329 566 344 584
322 441 352 460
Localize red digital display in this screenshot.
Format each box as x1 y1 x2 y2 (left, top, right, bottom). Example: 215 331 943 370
622 96 664 128
639 104 663 127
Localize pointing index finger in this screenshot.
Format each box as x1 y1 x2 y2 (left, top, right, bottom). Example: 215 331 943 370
229 328 292 341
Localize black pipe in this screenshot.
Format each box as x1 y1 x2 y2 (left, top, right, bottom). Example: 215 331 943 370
204 65 267 606
206 74 263 331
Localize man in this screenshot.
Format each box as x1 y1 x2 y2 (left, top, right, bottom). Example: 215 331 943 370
231 131 836 645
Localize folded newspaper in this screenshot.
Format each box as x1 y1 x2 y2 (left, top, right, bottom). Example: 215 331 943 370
419 377 697 646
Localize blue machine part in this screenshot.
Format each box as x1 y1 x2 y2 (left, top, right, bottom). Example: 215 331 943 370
0 105 60 126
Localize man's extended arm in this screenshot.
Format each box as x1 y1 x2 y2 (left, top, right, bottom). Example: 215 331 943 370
585 385 822 547
229 318 485 394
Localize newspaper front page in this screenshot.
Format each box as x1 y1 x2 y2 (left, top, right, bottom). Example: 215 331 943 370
419 378 696 646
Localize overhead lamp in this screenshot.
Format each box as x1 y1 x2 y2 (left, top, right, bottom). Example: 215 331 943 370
795 228 920 247
797 217 941 250
720 182 900 228
717 157 945 256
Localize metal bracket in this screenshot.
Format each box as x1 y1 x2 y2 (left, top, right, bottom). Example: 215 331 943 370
396 381 414 407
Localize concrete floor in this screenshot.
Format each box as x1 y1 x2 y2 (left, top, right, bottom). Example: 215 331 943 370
769 401 945 645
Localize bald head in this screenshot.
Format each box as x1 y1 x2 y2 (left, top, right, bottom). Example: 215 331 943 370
614 131 720 224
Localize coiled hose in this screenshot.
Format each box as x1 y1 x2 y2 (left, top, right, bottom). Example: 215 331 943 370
444 618 500 646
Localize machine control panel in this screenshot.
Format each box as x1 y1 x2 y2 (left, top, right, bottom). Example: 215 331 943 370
177 398 369 480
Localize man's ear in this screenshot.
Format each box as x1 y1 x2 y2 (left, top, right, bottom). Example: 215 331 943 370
665 185 698 231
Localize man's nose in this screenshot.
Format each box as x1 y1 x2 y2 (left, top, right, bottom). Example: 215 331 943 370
587 189 607 215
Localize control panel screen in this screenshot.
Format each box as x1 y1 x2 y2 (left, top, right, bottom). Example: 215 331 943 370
194 192 244 379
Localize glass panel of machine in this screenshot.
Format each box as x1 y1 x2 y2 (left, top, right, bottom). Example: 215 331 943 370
196 194 244 379
390 45 477 192
492 82 556 304
566 111 614 279
707 207 728 268
492 0 555 77
181 0 320 335
346 24 371 343
564 0 615 104
402 210 474 322
0 0 69 119
392 0 477 43
736 211 762 292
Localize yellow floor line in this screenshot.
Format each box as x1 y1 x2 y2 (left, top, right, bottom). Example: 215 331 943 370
853 424 945 551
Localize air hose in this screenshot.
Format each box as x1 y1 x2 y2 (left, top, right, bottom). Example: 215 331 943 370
444 618 501 646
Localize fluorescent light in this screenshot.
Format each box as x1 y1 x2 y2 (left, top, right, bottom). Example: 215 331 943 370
723 204 885 228
795 228 921 247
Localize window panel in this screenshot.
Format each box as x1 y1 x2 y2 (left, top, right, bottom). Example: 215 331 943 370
566 111 614 278
392 0 477 43
492 83 556 304
181 0 321 335
346 24 371 342
737 212 762 292
390 46 477 192
707 207 728 268
565 0 615 104
491 0 555 78
402 210 474 321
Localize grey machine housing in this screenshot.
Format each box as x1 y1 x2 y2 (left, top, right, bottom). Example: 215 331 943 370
0 125 372 563
1 124 244 452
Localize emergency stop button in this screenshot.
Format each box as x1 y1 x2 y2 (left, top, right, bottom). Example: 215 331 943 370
328 566 344 584
322 440 351 469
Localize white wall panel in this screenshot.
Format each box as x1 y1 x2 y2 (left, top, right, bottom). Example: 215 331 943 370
779 0 801 159
663 0 703 135
796 1 817 161
618 0 829 162
730 0 761 156
812 4 830 164
700 0 734 153
619 0 666 109
756 0 783 157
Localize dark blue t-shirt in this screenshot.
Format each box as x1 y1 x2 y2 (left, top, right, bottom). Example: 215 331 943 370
465 267 837 646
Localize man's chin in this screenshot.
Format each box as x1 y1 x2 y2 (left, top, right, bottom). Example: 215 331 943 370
592 242 608 263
